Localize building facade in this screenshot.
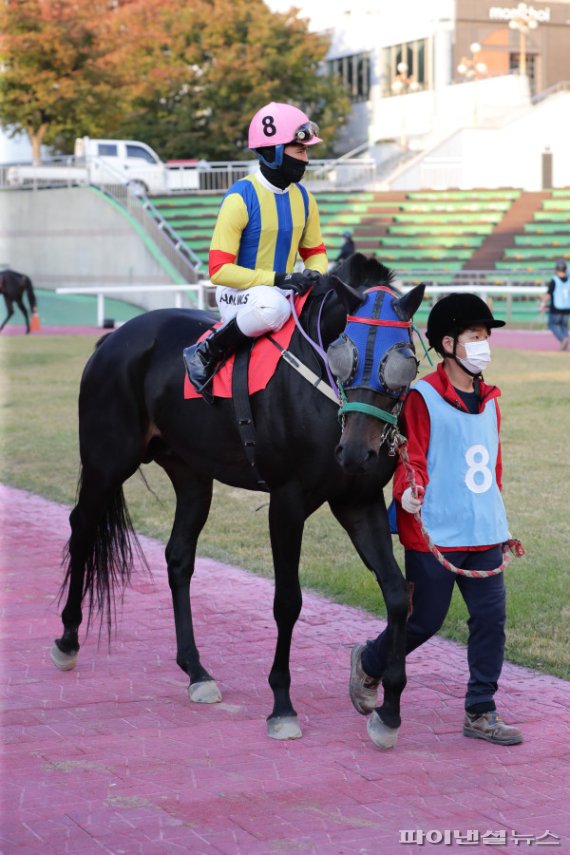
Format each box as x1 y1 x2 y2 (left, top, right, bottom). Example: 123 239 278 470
324 0 570 157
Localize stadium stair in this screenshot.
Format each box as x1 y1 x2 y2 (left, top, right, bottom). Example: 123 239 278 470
494 189 570 280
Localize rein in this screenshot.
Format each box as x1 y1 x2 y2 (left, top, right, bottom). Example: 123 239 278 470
394 432 526 578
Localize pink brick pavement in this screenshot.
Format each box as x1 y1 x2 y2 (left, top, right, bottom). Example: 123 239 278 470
1 484 569 855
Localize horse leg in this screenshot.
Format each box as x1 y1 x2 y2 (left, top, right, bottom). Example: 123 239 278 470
15 297 30 334
0 299 14 332
162 464 221 704
266 484 305 740
330 498 408 749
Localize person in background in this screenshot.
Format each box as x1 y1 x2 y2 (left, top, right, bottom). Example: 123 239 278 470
334 230 355 267
349 293 524 750
540 258 569 350
183 102 328 396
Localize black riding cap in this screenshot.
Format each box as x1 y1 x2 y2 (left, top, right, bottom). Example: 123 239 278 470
427 292 505 350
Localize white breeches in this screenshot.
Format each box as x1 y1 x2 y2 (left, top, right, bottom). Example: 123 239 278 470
216 285 292 337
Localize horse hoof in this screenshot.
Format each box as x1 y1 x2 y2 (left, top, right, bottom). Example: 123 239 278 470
267 715 302 740
188 680 222 704
50 643 78 672
366 710 399 750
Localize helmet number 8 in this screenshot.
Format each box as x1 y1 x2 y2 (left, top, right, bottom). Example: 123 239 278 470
464 444 492 494
262 115 277 137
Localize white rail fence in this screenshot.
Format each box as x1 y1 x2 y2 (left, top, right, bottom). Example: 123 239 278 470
56 284 209 328
55 283 546 328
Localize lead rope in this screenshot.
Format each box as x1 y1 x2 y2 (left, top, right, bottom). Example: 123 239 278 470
394 432 526 578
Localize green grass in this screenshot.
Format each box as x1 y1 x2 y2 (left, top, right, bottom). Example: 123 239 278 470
0 335 569 679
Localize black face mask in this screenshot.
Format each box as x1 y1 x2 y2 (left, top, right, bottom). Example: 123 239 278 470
260 152 307 189
280 153 307 184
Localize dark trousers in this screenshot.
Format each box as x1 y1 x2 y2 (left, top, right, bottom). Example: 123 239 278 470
361 546 506 712
548 311 569 343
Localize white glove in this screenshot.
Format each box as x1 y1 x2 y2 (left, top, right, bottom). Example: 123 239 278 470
401 486 424 514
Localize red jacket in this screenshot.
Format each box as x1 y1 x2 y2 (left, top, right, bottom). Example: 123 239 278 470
393 363 503 552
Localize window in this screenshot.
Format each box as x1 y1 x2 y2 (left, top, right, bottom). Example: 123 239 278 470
328 52 371 102
382 38 429 96
126 145 158 163
509 53 537 95
97 143 118 156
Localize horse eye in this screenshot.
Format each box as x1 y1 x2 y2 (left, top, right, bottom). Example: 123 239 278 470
327 337 357 383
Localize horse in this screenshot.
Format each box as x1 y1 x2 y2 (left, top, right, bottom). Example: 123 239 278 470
51 253 425 748
0 269 38 334
0 270 37 335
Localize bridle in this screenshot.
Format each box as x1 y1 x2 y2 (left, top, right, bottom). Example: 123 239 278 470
330 285 418 433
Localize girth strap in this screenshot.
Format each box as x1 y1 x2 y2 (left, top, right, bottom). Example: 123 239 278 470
232 344 268 489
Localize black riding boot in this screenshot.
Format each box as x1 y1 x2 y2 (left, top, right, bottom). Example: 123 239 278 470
183 318 249 396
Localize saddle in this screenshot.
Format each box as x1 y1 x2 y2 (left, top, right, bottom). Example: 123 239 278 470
184 293 313 488
183 292 310 400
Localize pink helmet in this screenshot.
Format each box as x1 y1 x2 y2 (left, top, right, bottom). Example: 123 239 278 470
248 102 322 150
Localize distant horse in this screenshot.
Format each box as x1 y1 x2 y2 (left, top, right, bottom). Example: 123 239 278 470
0 269 37 334
52 253 425 747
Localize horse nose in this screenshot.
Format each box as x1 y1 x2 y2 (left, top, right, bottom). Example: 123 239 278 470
335 441 378 473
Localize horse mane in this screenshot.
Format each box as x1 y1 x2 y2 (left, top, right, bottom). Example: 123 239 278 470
319 253 397 296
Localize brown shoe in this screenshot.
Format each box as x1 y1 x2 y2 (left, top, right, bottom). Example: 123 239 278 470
560 337 569 351
349 644 380 715
463 710 523 745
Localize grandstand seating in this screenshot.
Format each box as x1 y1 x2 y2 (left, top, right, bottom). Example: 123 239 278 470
150 187 569 288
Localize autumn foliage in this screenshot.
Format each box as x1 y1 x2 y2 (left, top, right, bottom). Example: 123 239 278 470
0 0 351 162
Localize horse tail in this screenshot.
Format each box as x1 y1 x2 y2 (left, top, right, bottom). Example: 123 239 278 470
23 275 37 311
60 468 150 638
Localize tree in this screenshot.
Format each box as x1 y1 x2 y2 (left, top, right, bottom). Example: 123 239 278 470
111 0 351 160
0 0 351 163
0 0 129 163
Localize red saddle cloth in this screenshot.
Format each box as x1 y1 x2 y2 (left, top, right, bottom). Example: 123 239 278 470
183 292 310 399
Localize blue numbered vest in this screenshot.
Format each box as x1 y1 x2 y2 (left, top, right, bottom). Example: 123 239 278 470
414 380 509 547
552 275 570 311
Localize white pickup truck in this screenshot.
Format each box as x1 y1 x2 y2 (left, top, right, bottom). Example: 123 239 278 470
7 137 200 194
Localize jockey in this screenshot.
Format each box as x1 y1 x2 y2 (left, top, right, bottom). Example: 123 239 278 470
350 293 524 749
183 102 328 396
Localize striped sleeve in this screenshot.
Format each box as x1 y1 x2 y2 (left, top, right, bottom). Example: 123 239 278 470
299 192 328 274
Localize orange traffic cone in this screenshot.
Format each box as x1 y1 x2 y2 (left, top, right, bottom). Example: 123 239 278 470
30 309 41 333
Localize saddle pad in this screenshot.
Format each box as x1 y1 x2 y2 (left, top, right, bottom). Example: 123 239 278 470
183 292 310 399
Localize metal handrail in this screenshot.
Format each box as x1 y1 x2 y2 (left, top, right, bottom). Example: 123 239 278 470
141 196 202 271
95 179 200 283
531 80 570 105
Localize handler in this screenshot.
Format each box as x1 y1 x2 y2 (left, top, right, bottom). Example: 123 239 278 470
350 293 524 748
539 258 570 350
183 102 328 395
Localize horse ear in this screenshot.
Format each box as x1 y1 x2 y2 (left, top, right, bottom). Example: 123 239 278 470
330 274 366 314
393 284 426 321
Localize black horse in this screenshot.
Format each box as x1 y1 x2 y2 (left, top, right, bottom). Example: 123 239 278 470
0 269 38 334
52 253 425 747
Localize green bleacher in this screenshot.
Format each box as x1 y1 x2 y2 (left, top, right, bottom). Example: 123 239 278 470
149 187 567 287
371 189 523 284
408 190 521 201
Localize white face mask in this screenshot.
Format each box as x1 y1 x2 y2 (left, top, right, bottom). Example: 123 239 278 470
457 339 491 374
